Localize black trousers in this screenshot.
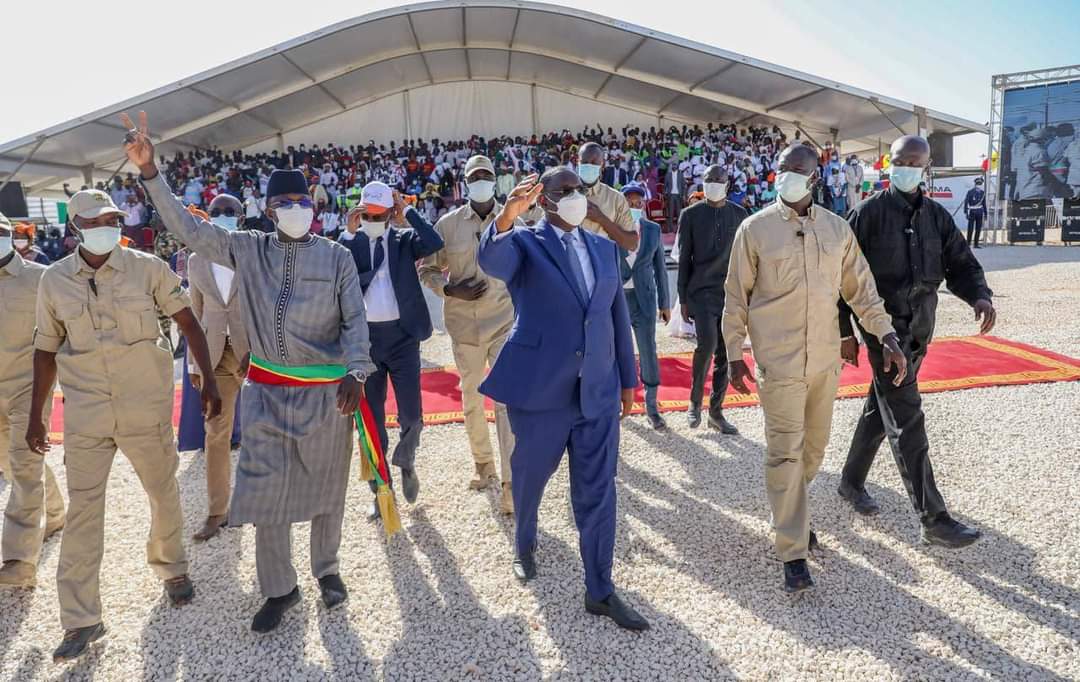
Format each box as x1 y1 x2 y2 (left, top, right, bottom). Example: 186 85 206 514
840 335 947 523
688 298 729 416
364 320 422 492
966 214 984 247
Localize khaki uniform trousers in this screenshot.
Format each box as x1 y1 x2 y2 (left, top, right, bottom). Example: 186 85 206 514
451 335 514 482
58 423 188 629
756 365 842 562
1 390 65 564
202 342 244 517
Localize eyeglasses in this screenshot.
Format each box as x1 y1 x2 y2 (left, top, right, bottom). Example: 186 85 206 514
543 187 584 201
269 197 314 210
210 207 238 217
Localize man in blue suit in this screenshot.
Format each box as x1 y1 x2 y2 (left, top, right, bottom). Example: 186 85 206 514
339 182 444 516
620 185 672 430
478 168 649 631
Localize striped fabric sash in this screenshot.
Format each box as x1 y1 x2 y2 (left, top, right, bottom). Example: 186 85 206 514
247 355 401 536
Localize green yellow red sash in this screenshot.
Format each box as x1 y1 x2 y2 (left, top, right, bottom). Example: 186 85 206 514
247 355 401 536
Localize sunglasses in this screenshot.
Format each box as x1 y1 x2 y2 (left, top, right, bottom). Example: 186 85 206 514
210 207 238 217
544 187 584 201
269 197 314 210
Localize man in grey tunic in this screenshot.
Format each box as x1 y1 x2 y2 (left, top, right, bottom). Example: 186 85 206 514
121 112 375 633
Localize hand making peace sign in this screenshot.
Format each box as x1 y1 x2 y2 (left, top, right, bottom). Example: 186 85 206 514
119 110 157 177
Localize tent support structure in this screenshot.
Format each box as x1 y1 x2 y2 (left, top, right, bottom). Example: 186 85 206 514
0 136 45 194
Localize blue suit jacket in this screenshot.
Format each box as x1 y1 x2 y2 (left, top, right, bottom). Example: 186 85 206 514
478 219 638 419
620 219 671 314
338 208 444 342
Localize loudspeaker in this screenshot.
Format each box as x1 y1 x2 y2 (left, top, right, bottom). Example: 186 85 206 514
928 132 953 168
0 181 29 219
1009 198 1046 242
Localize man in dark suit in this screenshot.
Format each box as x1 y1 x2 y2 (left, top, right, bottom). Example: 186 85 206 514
339 182 444 517
478 167 648 631
620 185 671 430
663 160 686 226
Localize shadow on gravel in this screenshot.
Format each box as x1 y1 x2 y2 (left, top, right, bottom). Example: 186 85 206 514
619 419 1066 680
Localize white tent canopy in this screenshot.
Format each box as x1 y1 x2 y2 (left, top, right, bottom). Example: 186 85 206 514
0 0 986 193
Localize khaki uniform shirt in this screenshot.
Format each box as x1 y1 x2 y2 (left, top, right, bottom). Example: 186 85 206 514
34 246 191 438
582 181 637 239
419 202 514 345
722 201 894 379
0 255 46 398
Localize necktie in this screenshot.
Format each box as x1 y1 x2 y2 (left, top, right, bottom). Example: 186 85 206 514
362 236 384 294
561 231 590 303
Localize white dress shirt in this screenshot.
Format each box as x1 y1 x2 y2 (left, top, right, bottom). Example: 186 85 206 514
211 262 234 335
341 228 401 322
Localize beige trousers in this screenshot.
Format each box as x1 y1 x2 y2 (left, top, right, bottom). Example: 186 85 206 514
756 365 841 562
202 342 244 517
58 423 188 629
451 335 514 482
1 390 65 565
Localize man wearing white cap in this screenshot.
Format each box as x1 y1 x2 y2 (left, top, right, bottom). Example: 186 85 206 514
26 187 223 662
419 155 516 513
0 212 66 590
340 181 444 519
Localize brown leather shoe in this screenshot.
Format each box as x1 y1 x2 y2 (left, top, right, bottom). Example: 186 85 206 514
469 461 497 490
500 482 514 515
44 517 66 541
193 514 227 542
0 560 37 588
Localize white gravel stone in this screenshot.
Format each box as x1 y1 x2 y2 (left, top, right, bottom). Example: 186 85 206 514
0 246 1078 680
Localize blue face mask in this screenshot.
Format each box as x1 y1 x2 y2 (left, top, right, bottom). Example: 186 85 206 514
212 215 238 231
890 166 924 193
630 208 643 222
578 163 601 185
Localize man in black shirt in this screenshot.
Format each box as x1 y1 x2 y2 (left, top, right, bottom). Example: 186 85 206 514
837 135 997 548
677 165 747 433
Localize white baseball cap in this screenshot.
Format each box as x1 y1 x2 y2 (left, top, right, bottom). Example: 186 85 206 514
360 181 393 215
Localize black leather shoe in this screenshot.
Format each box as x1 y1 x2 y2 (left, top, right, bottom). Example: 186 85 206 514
318 574 348 610
512 546 537 582
252 587 301 633
400 467 420 504
584 592 650 631
687 402 702 428
707 413 738 435
647 413 667 430
837 481 880 516
367 499 381 522
53 623 107 663
783 559 814 593
164 575 194 606
808 530 821 552
922 514 981 548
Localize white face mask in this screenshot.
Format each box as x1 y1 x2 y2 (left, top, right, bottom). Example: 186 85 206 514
80 226 122 255
554 192 588 226
0 236 11 259
703 182 728 202
212 215 238 231
13 238 29 251
467 179 496 203
274 206 313 238
775 171 813 204
361 218 388 239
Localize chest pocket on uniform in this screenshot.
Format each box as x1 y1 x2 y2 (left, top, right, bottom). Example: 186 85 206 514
58 303 96 352
761 244 801 291
920 235 944 283
115 296 160 344
816 237 843 291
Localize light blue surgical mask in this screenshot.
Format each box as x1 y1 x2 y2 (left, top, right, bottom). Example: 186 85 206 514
0 235 11 259
578 163 601 185
630 208 643 222
890 166 924 193
212 215 238 231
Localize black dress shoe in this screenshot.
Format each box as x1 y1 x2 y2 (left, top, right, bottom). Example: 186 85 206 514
808 530 821 552
783 559 814 593
687 402 702 428
512 547 537 582
367 499 381 522
164 575 194 606
252 587 301 633
584 592 650 631
921 514 981 548
400 467 420 504
837 481 881 516
707 413 738 435
53 623 107 663
318 574 348 610
647 413 667 430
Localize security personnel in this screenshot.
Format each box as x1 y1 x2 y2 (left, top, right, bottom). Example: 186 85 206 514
0 213 66 588
963 178 987 248
577 142 640 251
418 155 515 514
26 189 222 663
677 164 747 433
837 135 996 549
724 144 906 592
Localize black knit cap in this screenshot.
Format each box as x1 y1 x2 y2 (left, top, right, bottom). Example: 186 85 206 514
266 169 309 198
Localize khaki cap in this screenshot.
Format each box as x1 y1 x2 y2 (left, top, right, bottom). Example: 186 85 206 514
464 155 495 178
68 189 127 220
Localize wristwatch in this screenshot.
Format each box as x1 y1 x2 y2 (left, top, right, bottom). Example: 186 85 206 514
347 369 367 383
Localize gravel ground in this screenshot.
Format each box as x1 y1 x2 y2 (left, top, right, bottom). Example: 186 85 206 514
1 245 1078 681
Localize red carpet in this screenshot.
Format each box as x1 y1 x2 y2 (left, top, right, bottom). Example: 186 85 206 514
47 335 1080 439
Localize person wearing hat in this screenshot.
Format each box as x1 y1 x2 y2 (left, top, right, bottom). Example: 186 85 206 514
26 186 222 661
0 211 66 589
418 155 516 512
339 179 444 520
963 177 988 248
122 111 375 634
620 185 671 430
11 223 51 265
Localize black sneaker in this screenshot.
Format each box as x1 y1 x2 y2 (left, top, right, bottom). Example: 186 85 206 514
318 574 348 610
707 413 738 435
783 559 814 593
837 481 881 516
164 575 194 606
921 514 981 549
647 413 667 430
400 467 420 504
53 623 107 663
252 587 301 633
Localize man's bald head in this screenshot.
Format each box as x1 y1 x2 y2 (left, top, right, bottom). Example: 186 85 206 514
579 142 604 166
890 135 931 168
777 144 819 176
